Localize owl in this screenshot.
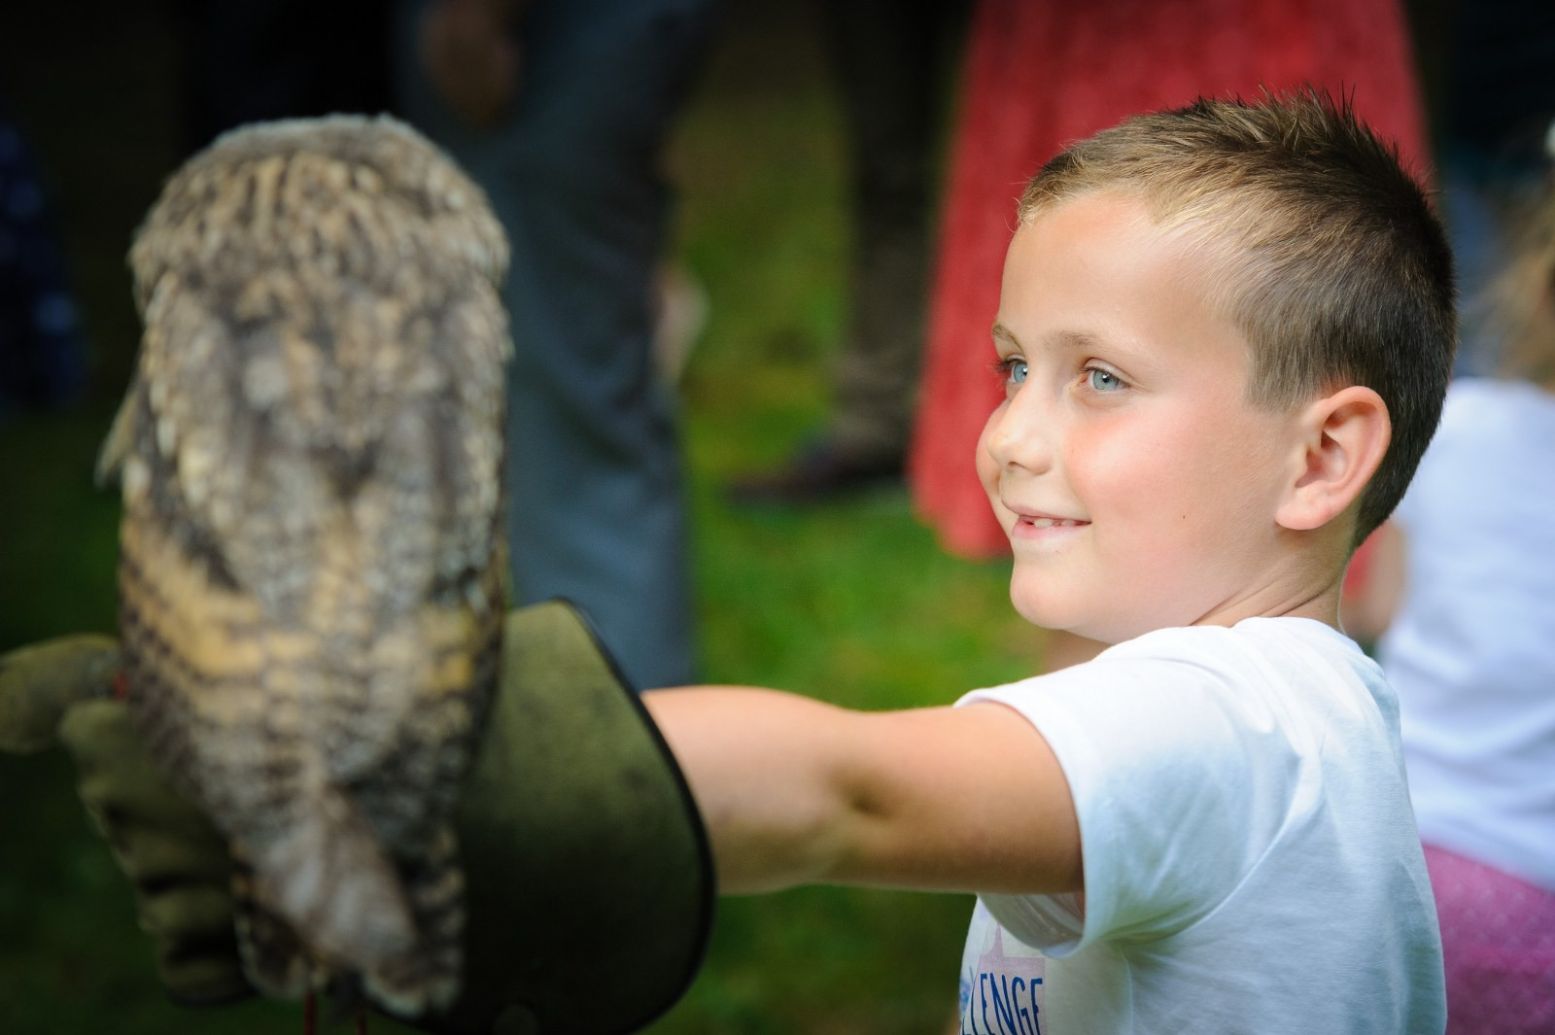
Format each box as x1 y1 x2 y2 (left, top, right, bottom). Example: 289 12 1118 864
97 115 511 1016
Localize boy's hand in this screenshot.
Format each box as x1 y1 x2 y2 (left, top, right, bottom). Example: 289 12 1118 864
0 606 712 1034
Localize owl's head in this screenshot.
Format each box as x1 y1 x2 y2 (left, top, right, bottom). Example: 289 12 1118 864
128 114 509 315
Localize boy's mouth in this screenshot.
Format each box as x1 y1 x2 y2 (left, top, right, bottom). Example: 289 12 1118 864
1005 502 1088 528
1005 505 1091 540
1020 516 1086 529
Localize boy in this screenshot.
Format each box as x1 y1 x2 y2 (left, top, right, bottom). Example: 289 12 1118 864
1 92 1452 1032
646 92 1453 1032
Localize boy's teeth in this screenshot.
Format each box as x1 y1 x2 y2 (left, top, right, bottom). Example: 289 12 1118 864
1029 517 1078 528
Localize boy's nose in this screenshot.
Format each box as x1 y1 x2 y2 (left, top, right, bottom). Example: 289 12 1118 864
981 391 1055 476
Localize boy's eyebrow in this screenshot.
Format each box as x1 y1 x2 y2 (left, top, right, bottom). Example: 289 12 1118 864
991 322 1107 354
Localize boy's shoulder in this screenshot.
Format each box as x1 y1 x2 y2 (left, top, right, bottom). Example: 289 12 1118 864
964 617 1386 749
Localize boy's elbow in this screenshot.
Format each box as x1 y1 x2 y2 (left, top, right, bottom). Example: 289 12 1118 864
708 758 872 895
711 820 844 895
647 687 869 895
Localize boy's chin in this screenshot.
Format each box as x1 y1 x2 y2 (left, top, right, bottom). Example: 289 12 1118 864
1012 595 1101 642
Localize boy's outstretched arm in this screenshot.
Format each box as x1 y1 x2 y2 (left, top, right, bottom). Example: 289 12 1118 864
644 687 1084 897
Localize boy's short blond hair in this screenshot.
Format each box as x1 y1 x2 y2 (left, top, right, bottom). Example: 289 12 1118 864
1018 92 1455 544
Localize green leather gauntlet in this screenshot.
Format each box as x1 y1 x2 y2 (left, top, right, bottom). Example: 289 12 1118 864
436 601 713 1034
61 698 250 1005
0 633 243 1004
0 601 713 1034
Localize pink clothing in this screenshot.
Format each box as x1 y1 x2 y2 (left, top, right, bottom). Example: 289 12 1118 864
1426 843 1555 1035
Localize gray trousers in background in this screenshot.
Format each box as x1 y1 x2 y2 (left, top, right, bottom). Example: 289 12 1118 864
820 0 966 460
396 0 716 689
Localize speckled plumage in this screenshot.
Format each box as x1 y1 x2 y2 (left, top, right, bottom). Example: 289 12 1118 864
98 115 511 1015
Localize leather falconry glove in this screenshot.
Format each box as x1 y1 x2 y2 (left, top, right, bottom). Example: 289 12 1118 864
0 600 714 1035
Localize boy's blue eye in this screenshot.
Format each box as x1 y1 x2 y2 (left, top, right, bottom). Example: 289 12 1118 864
999 357 1028 386
1086 367 1124 392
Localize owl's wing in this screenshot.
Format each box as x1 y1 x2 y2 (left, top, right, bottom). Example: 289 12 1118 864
95 383 137 489
122 271 506 765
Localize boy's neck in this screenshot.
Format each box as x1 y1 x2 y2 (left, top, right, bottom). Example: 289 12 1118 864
1179 542 1349 639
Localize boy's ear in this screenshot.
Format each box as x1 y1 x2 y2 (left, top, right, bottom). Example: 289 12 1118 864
1276 385 1391 533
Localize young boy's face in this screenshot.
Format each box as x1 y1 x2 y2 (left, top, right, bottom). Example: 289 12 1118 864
977 190 1301 643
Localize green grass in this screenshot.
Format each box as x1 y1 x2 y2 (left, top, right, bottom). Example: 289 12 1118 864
0 4 1043 1032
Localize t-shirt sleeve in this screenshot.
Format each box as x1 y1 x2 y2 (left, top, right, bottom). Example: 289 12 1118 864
960 630 1301 955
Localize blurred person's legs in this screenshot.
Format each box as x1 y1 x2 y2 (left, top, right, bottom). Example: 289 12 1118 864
730 0 965 503
821 0 945 474
397 0 714 689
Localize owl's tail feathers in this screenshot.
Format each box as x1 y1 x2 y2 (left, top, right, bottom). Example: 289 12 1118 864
244 792 443 1015
381 824 465 1014
232 863 311 1001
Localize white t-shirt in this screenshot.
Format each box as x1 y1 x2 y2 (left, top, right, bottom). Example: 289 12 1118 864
955 617 1444 1035
1378 377 1555 892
